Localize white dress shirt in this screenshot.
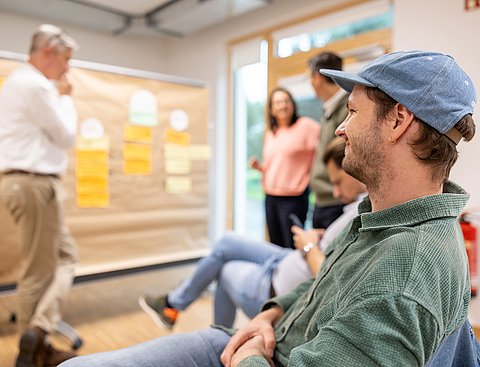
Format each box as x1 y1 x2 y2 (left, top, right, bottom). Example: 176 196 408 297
0 63 77 174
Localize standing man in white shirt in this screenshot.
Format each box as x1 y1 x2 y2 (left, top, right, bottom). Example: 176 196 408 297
0 24 79 367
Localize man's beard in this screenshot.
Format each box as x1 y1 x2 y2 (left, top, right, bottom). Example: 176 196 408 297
342 127 385 192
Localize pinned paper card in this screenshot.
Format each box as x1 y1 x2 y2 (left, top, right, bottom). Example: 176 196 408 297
166 176 192 194
164 128 190 145
76 181 109 208
165 159 191 174
124 125 153 143
124 160 152 175
123 143 152 175
129 89 158 126
123 143 152 161
80 118 104 140
188 144 211 160
75 136 109 208
169 109 189 131
76 136 109 151
164 143 189 160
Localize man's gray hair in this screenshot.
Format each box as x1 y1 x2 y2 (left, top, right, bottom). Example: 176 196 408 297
30 24 79 54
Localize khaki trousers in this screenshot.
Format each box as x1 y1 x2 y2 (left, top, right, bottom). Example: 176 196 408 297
0 174 78 333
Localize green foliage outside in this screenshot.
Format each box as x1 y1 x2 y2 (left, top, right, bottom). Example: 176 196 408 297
246 99 265 201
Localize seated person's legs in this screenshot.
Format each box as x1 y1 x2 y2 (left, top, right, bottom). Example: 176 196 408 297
215 260 273 325
140 232 289 328
59 327 231 367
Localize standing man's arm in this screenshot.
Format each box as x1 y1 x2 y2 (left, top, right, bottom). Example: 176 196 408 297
30 73 77 148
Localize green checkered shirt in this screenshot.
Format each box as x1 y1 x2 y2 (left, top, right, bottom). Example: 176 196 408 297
238 181 470 367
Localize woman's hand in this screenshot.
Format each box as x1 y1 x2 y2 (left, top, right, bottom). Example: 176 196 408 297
248 156 263 172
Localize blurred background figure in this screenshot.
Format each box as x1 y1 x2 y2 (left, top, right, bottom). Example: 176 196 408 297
0 24 79 367
308 51 349 230
249 87 319 248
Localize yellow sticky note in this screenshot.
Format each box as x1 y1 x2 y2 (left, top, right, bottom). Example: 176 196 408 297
188 144 211 160
165 159 191 174
166 176 192 193
124 125 153 143
76 179 109 208
77 193 109 208
76 180 108 194
76 150 108 163
76 164 108 180
165 128 190 145
123 143 152 161
124 160 152 175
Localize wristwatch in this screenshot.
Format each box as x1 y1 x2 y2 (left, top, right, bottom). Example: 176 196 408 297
302 242 316 258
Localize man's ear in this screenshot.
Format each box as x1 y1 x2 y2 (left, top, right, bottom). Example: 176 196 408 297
387 103 415 143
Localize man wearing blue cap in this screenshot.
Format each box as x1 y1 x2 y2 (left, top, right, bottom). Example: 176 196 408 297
60 51 477 367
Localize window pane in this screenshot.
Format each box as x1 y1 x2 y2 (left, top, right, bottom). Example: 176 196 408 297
233 62 267 240
276 8 393 58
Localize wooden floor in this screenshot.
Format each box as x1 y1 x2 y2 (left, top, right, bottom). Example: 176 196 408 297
0 264 248 367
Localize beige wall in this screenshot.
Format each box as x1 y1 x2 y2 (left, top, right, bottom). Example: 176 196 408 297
0 10 167 72
393 0 480 209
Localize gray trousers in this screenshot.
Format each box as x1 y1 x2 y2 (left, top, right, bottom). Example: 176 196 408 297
0 173 77 333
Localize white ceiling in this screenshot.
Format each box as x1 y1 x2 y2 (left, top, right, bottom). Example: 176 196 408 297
79 0 174 16
0 0 271 37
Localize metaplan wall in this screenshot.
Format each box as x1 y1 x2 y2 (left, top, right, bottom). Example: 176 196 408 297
0 0 479 245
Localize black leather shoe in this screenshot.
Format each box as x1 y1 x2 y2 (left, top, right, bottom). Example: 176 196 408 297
15 327 47 367
44 343 77 367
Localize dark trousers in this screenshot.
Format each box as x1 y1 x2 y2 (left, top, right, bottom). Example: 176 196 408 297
265 188 309 249
312 203 344 229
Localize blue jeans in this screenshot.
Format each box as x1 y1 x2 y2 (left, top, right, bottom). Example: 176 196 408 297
168 232 291 327
426 319 480 366
59 321 480 367
59 327 230 367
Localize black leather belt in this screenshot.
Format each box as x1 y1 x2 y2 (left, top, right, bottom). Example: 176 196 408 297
3 169 59 179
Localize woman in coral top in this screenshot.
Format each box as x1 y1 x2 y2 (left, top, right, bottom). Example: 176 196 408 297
250 87 320 248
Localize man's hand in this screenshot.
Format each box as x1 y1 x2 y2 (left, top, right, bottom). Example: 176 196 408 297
291 226 324 251
57 73 73 95
230 335 275 367
221 307 283 367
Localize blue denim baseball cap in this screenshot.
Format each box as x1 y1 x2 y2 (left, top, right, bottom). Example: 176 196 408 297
320 51 476 143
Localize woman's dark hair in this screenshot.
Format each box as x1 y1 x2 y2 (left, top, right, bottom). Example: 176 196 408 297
267 87 299 133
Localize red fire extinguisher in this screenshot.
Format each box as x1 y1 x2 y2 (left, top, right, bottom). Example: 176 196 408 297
460 213 478 297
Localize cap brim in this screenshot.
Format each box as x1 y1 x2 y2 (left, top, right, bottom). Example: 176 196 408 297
320 69 376 93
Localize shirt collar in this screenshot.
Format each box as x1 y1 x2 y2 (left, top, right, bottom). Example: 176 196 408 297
323 89 347 119
357 181 469 231
343 192 368 214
